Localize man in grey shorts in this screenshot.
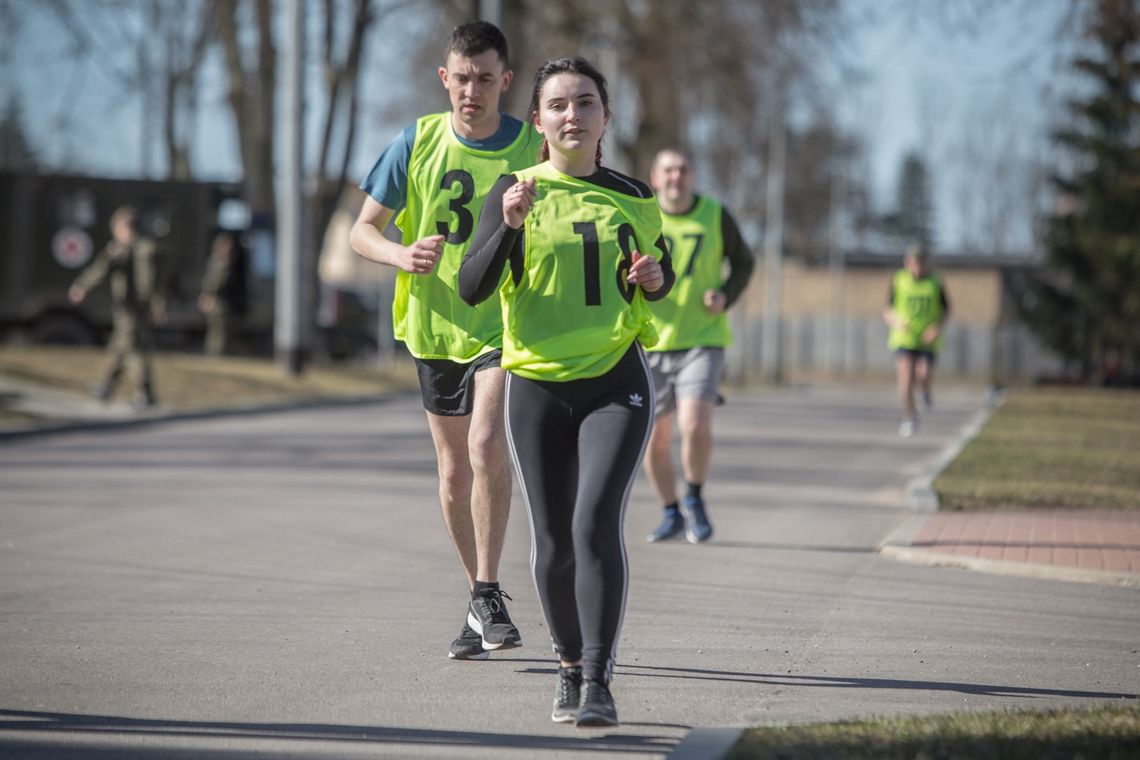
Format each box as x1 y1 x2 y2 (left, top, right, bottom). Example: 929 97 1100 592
642 148 754 543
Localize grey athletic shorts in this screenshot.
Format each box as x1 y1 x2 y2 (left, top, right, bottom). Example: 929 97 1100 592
413 350 501 416
646 346 725 417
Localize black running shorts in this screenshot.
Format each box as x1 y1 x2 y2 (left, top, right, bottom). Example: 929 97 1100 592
413 350 502 416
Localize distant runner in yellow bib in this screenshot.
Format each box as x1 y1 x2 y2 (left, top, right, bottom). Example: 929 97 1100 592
642 148 754 545
882 244 950 438
350 21 540 663
460 57 674 730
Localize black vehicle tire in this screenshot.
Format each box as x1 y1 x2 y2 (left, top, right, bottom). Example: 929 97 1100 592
32 313 99 345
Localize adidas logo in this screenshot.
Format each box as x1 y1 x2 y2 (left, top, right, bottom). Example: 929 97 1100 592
629 393 643 408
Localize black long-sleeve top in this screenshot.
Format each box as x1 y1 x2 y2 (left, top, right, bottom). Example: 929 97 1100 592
709 202 754 309
458 170 675 307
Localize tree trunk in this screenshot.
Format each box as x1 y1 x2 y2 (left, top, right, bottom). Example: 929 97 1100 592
216 0 277 220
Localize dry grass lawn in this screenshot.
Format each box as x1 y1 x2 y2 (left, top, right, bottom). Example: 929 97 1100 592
0 345 417 425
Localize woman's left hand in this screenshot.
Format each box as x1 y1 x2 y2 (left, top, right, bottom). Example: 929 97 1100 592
627 251 664 293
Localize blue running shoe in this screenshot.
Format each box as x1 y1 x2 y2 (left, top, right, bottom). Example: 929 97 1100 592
647 506 685 542
680 496 713 544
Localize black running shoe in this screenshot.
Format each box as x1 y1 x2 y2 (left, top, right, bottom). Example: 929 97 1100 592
551 665 582 724
681 496 713 544
467 588 521 650
647 506 685 542
576 679 618 728
448 620 489 660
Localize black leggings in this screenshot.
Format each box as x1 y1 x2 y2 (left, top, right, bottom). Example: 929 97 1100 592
504 343 653 684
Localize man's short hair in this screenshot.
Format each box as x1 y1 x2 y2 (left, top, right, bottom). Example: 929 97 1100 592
445 21 509 67
904 243 928 259
655 147 689 162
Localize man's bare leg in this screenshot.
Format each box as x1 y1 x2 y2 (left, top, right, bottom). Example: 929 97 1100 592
468 366 511 584
643 409 678 505
895 353 918 437
916 355 934 410
676 397 714 486
425 412 478 587
675 396 715 543
644 410 687 542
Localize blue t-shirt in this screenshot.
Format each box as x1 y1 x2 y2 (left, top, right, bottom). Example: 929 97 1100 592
360 113 528 210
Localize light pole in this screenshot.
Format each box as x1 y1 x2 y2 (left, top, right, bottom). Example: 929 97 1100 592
276 0 305 375
761 103 786 385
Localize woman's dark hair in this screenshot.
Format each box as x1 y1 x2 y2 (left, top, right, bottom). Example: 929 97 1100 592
445 20 509 67
528 56 610 164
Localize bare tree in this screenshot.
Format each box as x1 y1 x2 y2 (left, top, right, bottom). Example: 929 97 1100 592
433 0 849 237
216 0 277 218
36 0 213 180
309 0 416 260
784 121 865 262
160 2 215 179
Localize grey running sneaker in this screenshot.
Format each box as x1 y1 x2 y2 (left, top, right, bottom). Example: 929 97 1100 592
647 506 685 542
898 417 918 438
680 496 713 544
576 679 618 728
551 665 582 724
467 588 521 650
448 620 489 661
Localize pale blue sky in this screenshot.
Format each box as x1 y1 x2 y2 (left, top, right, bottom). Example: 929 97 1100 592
850 1 1072 184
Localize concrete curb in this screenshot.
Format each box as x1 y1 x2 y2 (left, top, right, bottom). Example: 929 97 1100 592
668 727 743 760
878 515 931 550
904 390 1004 511
880 543 1140 589
0 391 417 442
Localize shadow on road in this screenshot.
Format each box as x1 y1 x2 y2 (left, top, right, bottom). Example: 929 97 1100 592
609 665 1139 700
0 708 680 757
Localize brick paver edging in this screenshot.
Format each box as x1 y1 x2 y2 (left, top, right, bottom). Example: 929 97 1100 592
881 515 1140 589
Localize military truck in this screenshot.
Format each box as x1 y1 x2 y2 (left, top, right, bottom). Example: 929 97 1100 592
0 171 270 351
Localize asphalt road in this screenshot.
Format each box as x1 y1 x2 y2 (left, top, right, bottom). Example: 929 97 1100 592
2 384 1137 759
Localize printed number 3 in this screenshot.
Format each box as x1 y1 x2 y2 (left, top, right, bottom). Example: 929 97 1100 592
437 170 475 244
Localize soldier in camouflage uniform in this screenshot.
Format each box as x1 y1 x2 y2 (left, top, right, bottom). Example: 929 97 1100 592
197 231 237 356
68 205 162 409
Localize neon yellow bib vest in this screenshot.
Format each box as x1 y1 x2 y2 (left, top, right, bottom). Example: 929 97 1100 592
500 162 664 381
648 196 732 350
887 269 945 351
394 112 540 361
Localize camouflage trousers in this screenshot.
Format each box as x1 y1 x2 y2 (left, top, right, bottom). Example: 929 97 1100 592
203 305 230 356
98 307 154 401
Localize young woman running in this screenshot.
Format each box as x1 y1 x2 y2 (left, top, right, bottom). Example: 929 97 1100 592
458 56 674 728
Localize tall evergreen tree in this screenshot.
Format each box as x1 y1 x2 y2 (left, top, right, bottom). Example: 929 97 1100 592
0 93 38 172
1019 0 1140 380
888 150 935 252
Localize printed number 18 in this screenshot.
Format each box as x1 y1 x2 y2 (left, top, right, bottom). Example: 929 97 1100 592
572 221 636 306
